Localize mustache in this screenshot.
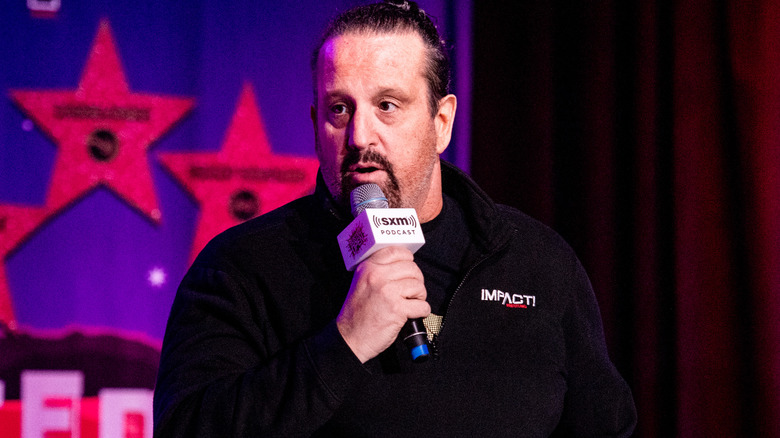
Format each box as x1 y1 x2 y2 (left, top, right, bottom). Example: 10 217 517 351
340 149 393 174
339 149 400 206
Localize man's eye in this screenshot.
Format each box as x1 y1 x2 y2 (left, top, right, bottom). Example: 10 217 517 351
379 101 398 112
330 104 348 115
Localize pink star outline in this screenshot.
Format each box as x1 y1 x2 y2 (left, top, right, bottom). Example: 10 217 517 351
158 83 319 262
9 20 195 223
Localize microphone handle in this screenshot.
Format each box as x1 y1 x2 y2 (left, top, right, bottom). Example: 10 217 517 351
400 318 429 362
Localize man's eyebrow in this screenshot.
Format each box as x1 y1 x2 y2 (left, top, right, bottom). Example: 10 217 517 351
375 87 411 99
322 90 350 100
320 87 413 102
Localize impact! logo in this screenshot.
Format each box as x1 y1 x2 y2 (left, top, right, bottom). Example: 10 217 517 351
481 289 537 309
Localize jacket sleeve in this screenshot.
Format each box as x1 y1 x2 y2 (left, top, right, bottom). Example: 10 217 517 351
152 264 369 437
552 256 637 437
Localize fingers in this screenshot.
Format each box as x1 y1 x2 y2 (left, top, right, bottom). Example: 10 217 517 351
359 247 425 298
365 246 415 265
336 246 429 363
355 264 425 301
405 297 431 320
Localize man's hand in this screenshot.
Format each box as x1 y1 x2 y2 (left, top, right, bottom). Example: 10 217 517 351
336 246 430 363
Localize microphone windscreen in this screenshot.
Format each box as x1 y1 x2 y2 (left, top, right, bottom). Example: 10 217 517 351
350 183 389 217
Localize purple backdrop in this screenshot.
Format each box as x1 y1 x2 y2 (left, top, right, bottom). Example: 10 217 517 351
0 0 471 346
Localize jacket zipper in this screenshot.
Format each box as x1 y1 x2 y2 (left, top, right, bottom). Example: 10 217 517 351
430 229 516 359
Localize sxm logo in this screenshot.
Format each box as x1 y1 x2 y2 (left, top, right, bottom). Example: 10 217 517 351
372 215 418 228
481 289 537 309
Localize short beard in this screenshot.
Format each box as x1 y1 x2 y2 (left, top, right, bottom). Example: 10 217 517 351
340 149 401 208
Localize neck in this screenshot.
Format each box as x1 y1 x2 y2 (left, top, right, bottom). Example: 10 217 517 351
416 162 444 223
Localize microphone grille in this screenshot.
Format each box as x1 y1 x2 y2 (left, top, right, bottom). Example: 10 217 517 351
350 184 389 217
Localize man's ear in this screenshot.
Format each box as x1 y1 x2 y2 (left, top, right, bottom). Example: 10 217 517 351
311 104 319 153
434 94 457 155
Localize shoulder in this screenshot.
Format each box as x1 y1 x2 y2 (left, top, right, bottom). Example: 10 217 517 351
496 204 577 259
493 203 592 301
192 195 328 272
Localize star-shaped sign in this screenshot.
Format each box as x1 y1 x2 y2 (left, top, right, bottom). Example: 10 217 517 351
159 83 319 262
0 204 50 330
10 20 195 223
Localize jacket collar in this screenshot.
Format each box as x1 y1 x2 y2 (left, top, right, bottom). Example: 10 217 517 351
439 160 514 254
313 171 352 225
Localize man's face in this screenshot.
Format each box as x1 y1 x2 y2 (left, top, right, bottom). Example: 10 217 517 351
312 31 455 221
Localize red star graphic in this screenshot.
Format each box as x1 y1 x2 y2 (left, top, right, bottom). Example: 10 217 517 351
9 20 194 223
0 204 50 330
159 84 319 262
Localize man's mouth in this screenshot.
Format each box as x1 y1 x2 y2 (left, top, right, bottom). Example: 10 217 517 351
349 163 383 174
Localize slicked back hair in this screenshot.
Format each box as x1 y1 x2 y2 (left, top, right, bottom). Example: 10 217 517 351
311 0 451 117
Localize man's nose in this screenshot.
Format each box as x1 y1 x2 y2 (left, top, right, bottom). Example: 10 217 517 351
347 107 377 150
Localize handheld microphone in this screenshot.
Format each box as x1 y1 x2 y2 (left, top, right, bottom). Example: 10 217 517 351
337 184 430 362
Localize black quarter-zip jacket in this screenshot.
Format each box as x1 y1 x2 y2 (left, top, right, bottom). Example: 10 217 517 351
153 161 636 437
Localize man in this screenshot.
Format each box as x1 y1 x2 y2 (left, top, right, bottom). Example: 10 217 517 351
153 1 637 436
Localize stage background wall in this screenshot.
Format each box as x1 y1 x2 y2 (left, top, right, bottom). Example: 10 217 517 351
0 1 470 435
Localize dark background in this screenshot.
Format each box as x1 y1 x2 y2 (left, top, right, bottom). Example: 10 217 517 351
472 1 780 437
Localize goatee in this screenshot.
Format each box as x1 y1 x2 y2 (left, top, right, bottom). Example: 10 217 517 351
340 149 401 208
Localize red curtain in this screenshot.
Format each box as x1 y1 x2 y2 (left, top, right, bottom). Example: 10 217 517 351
472 1 780 436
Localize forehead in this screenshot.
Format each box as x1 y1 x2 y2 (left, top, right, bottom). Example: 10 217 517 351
316 31 427 89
